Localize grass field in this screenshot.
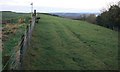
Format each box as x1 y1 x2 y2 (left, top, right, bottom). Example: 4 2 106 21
23 14 118 70
2 11 30 56
3 23 27 56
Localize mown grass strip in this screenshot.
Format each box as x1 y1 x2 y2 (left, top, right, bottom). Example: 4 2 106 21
23 14 118 70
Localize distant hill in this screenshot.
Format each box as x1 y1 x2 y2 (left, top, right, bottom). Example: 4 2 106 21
50 13 100 19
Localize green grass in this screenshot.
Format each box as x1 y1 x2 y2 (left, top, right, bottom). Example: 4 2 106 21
0 24 2 27
2 11 30 20
23 14 118 70
1 11 30 71
2 11 31 56
3 24 26 56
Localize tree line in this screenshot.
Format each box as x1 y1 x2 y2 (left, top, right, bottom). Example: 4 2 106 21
96 1 120 31
79 14 96 24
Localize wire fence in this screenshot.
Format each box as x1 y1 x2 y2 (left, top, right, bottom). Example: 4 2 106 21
2 10 37 71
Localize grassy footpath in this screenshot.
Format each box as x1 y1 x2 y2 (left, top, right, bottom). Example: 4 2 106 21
23 14 118 70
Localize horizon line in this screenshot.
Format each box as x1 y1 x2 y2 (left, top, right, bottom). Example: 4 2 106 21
0 10 100 14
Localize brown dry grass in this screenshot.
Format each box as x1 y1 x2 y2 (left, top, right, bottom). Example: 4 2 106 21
2 23 21 42
18 18 25 24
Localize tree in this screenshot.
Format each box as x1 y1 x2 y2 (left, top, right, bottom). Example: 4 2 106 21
96 1 120 31
86 14 96 24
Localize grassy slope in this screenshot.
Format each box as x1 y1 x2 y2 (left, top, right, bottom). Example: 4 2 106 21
23 14 118 70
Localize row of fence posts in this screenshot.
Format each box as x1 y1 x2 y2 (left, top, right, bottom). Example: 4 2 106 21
2 10 40 71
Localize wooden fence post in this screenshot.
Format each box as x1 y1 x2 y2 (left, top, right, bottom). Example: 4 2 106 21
2 10 37 71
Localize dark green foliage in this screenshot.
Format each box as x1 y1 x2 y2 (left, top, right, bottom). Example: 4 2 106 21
96 1 120 31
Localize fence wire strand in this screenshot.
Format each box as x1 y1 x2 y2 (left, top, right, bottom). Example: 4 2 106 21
2 14 36 71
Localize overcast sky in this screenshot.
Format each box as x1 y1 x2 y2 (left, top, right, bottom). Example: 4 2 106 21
0 0 119 13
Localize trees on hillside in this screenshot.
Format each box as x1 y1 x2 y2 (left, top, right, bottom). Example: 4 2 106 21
96 1 120 31
79 14 96 24
86 14 96 24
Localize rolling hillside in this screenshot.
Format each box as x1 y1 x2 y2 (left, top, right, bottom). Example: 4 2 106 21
23 14 118 70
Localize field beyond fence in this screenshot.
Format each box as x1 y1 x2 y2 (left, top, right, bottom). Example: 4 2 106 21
2 10 37 70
